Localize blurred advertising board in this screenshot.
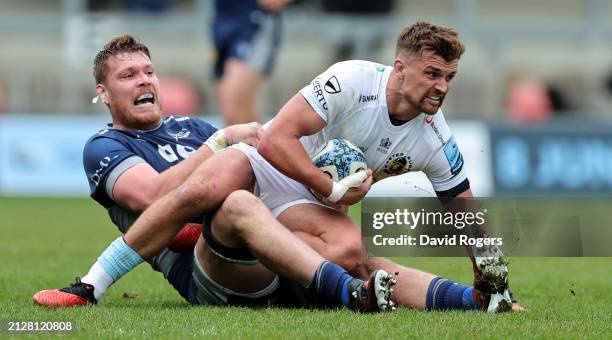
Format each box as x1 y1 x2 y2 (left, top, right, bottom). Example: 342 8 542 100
490 124 612 195
0 114 107 196
0 116 492 197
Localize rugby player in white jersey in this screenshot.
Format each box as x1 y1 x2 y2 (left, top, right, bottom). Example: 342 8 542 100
259 21 517 311
36 23 522 312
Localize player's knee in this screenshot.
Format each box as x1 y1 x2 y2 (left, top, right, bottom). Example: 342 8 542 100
330 235 367 276
220 190 262 229
175 178 217 210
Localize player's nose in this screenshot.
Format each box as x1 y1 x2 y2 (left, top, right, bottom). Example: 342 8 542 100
435 78 448 93
136 71 152 87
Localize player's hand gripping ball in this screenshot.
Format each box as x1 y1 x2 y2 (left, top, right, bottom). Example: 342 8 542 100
311 138 367 182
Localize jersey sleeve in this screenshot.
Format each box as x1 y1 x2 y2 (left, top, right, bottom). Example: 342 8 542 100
83 136 145 207
422 114 470 197
298 62 358 125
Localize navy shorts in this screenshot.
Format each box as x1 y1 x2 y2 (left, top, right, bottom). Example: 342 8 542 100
212 10 282 78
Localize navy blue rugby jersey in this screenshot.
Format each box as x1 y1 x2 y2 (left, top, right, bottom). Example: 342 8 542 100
214 0 259 17
83 115 217 209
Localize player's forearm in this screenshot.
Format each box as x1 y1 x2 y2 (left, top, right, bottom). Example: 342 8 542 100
149 146 214 204
259 135 332 196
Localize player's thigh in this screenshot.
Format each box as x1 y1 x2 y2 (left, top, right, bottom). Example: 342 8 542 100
181 148 255 208
277 203 367 275
222 59 262 92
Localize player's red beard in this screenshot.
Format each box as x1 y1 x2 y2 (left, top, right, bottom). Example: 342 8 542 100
110 95 163 130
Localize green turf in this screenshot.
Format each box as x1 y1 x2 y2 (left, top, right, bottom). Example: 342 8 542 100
0 197 610 339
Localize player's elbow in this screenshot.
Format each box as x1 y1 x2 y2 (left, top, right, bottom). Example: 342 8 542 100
257 133 276 162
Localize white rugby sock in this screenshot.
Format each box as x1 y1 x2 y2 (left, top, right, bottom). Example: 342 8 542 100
81 261 114 301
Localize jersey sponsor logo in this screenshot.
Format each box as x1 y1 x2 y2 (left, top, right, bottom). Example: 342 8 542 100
311 80 329 111
376 137 392 154
429 121 445 145
90 155 120 186
443 135 464 175
382 152 413 176
324 76 341 94
358 94 378 103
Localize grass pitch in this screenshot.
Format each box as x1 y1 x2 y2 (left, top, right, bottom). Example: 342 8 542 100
0 197 610 338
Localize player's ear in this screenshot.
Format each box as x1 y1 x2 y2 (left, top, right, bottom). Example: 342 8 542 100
393 58 404 74
95 84 109 104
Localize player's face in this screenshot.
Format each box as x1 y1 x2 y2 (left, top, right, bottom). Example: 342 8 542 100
100 52 163 130
400 52 458 115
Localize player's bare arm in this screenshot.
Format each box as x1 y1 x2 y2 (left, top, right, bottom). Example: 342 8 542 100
113 122 263 212
260 94 370 205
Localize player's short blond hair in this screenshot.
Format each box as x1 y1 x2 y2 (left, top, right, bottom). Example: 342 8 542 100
93 34 151 84
395 21 465 62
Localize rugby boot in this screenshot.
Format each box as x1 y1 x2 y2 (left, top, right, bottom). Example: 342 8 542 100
472 287 512 313
348 269 397 312
33 277 96 308
472 244 513 313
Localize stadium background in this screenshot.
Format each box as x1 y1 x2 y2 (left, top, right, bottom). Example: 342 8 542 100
1 0 612 197
0 0 610 338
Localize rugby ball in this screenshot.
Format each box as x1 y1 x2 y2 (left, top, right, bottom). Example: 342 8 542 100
311 138 367 182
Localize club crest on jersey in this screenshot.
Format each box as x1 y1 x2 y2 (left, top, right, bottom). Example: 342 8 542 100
167 128 191 141
383 152 413 176
376 137 392 154
324 76 341 94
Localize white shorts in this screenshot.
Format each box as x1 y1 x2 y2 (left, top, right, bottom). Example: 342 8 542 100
230 143 329 217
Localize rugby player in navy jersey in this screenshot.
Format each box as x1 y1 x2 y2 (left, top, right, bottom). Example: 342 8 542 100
33 34 396 311
35 24 524 313
213 0 288 126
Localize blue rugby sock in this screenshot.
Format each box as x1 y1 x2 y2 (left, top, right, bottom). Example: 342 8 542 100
97 237 144 281
426 277 478 311
308 261 354 307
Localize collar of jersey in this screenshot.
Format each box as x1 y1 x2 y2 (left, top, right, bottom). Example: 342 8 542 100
107 118 164 133
381 110 423 133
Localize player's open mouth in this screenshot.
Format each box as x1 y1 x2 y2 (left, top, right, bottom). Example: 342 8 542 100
426 95 442 104
134 92 155 106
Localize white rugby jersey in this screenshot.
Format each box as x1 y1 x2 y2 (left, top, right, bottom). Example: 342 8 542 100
298 60 468 194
